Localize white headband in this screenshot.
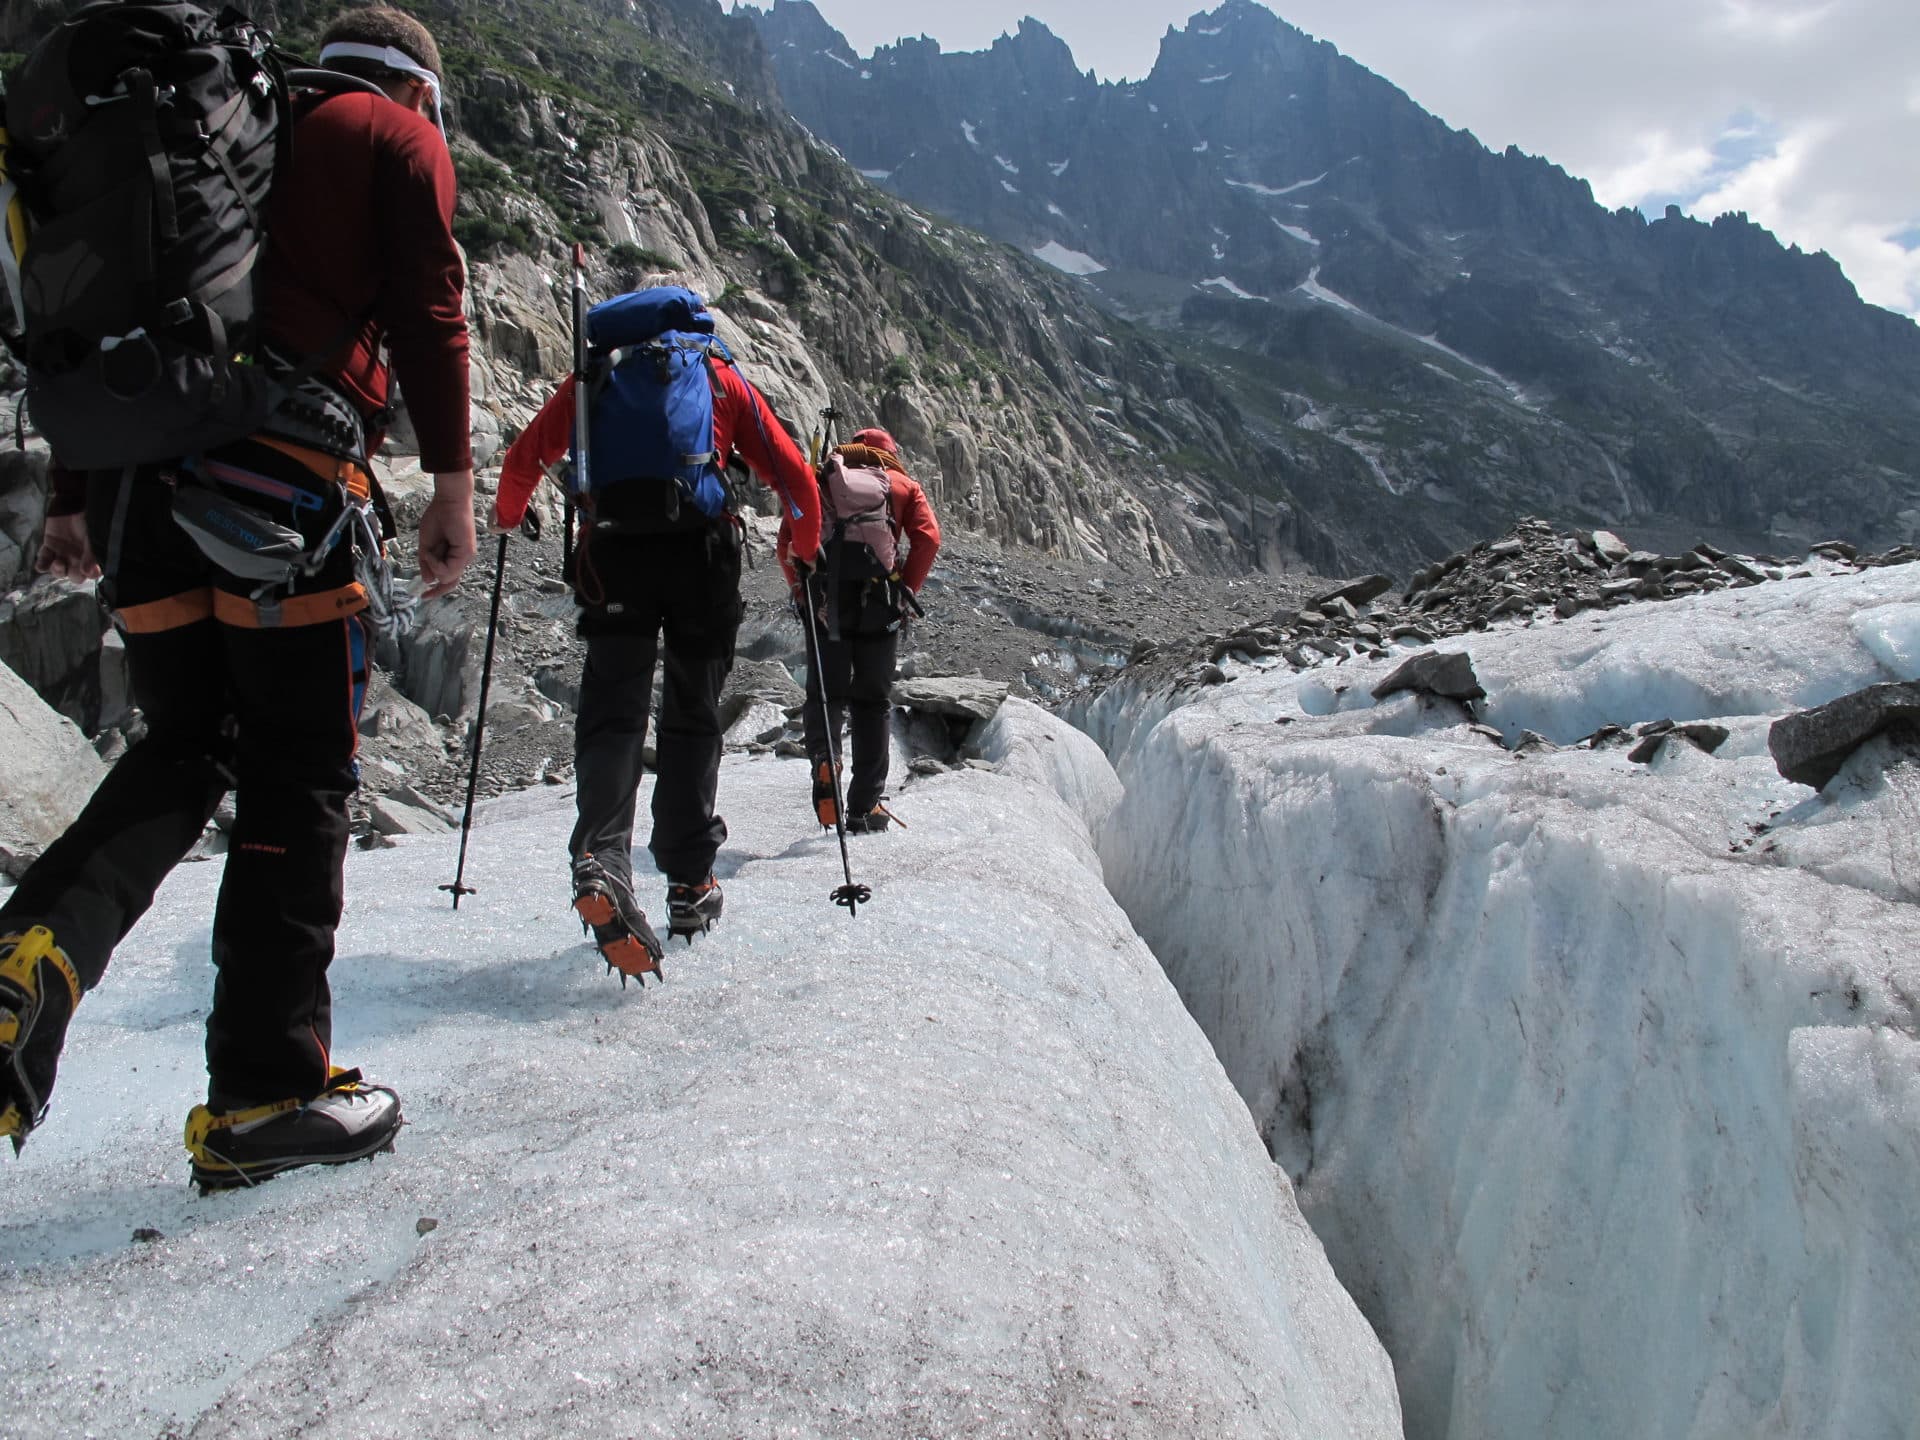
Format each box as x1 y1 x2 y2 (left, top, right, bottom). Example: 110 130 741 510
317 41 445 137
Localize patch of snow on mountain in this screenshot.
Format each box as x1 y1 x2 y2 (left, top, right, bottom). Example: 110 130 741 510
823 50 856 71
1199 73 1231 84
1294 266 1364 314
1200 276 1265 301
1272 218 1320 246
1046 202 1067 218
1000 179 1019 194
1084 562 1920 1440
1211 243 1226 260
961 119 978 147
858 168 891 181
1049 158 1070 176
1228 172 1327 197
995 155 1019 175
1034 241 1107 276
1414 331 1532 405
0 706 1402 1439
1194 140 1210 153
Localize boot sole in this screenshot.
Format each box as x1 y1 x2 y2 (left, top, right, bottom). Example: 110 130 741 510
599 933 662 979
191 1131 400 1193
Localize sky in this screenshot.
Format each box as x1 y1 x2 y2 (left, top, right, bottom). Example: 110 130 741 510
796 0 1920 320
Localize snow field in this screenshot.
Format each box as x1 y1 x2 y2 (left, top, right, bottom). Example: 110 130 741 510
0 702 1399 1439
1084 566 1920 1440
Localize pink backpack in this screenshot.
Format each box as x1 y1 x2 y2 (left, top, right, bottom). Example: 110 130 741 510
821 454 898 577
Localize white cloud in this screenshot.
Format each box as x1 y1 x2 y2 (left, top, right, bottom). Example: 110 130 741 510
1585 133 1721 209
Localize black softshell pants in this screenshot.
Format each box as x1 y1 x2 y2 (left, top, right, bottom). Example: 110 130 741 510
803 578 901 815
0 455 369 1110
568 523 743 890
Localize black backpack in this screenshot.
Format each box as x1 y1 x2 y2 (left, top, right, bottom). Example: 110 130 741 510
1 2 374 469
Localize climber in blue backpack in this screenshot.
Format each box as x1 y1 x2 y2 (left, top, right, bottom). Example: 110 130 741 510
494 283 822 981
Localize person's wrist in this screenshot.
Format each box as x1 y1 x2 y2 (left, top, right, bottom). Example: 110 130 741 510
430 468 475 503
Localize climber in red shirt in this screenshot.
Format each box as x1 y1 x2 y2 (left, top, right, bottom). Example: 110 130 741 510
493 307 820 975
779 426 942 834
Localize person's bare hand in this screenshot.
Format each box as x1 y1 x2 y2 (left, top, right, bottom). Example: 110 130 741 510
35 513 100 581
418 472 477 599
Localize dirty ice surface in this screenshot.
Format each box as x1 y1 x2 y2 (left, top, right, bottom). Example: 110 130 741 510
1082 563 1920 1440
0 701 1399 1439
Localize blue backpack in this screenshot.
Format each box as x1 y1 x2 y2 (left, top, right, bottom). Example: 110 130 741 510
575 286 734 526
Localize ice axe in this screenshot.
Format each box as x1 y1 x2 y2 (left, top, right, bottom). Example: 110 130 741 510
563 241 588 577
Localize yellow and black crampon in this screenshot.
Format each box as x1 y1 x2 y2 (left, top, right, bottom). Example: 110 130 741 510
0 927 82 1152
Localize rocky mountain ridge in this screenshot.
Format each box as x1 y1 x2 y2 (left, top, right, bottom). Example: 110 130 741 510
752 0 1920 571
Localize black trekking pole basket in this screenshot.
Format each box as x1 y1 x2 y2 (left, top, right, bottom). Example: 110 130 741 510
799 570 869 916
442 533 510 908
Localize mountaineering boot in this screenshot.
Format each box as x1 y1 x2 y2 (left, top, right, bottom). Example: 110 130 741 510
184 1067 402 1191
0 927 82 1153
844 803 897 835
572 853 664 984
811 758 838 829
666 875 724 942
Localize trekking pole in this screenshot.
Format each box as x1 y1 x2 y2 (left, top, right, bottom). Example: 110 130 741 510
441 532 510 909
799 569 869 916
564 242 588 578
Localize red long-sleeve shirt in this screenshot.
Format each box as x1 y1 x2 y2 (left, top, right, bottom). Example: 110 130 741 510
778 445 942 594
262 91 471 473
494 362 822 561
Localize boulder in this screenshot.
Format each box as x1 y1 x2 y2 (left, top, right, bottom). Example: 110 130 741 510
0 578 110 732
723 699 789 750
387 785 459 827
1770 682 1920 789
891 676 1009 723
0 657 105 876
369 793 455 837
720 658 804 730
1371 650 1486 705
1628 723 1730 765
1310 574 1393 609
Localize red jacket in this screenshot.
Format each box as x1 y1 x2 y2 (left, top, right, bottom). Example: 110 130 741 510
261 91 471 473
494 362 823 561
779 443 942 593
